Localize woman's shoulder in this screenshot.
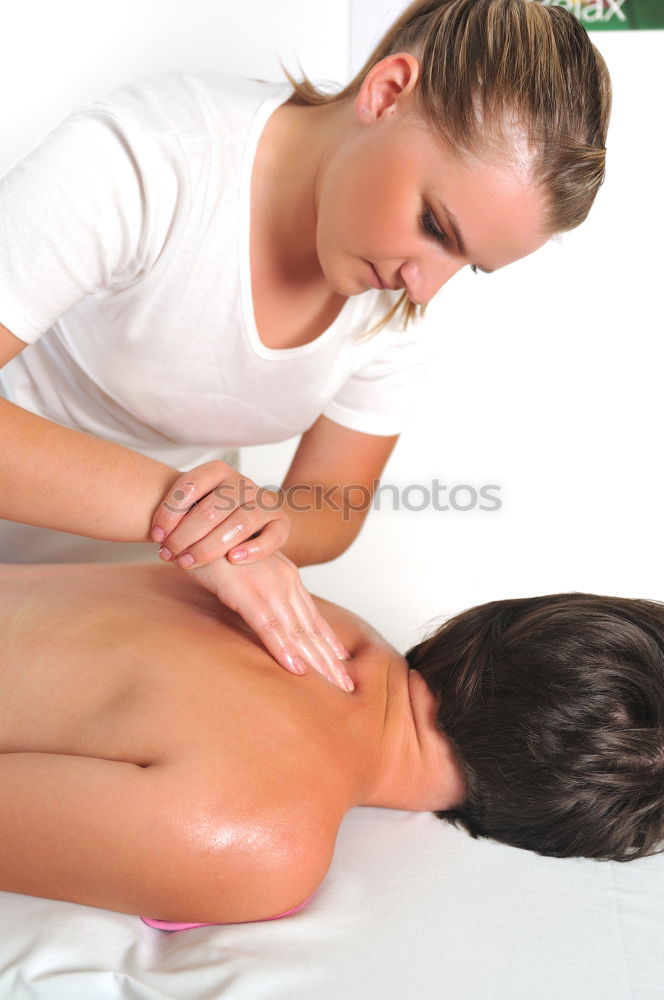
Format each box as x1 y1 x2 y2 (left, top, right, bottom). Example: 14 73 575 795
79 73 289 140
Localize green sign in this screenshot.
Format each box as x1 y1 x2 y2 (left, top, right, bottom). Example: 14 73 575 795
536 0 664 30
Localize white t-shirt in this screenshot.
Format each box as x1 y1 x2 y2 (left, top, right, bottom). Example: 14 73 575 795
0 73 434 473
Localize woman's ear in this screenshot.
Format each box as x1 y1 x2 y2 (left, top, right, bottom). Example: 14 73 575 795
354 52 421 123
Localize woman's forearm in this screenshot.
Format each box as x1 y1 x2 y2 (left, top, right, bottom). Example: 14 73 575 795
0 398 177 541
0 399 368 561
279 486 370 567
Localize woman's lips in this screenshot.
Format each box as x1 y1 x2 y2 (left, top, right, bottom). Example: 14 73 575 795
368 262 404 293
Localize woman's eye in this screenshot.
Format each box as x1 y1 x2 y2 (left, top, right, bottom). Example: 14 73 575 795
420 209 447 245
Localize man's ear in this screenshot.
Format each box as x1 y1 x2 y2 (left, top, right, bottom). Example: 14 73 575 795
354 52 421 123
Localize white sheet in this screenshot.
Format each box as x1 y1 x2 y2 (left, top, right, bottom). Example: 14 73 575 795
1 806 662 999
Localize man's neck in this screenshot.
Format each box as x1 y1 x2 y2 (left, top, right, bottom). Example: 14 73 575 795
360 654 466 813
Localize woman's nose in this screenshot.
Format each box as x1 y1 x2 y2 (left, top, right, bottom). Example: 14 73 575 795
400 257 464 305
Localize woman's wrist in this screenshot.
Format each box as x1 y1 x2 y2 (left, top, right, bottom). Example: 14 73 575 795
279 500 360 567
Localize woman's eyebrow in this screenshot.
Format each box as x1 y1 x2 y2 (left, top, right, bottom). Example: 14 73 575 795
440 202 495 274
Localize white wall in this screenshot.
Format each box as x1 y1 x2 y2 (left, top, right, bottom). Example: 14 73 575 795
349 0 407 76
0 0 349 168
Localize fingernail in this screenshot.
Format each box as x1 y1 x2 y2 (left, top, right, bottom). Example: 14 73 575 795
229 548 248 561
339 647 352 661
342 675 355 693
158 547 172 561
285 653 307 675
152 526 166 543
178 553 195 568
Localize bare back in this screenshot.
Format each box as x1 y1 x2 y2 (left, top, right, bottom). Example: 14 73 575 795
0 561 392 779
0 561 400 921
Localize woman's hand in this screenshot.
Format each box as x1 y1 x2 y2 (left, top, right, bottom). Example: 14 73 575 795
150 461 289 569
189 553 355 693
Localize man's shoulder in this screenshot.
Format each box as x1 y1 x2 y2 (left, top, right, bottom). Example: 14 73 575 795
311 594 397 658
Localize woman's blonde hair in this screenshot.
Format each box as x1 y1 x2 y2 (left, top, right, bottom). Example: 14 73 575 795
284 0 611 331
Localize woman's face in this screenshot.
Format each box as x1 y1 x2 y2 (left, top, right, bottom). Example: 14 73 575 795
315 100 549 306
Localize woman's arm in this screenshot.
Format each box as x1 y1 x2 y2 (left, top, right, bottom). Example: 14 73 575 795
150 415 398 570
278 415 399 566
0 323 176 540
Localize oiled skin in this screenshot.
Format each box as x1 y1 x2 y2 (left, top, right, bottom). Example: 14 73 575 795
0 561 413 924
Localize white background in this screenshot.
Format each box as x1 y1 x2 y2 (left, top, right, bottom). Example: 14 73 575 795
1 2 661 651
0 0 349 165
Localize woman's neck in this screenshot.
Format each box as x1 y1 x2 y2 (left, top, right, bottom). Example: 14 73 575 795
251 97 348 288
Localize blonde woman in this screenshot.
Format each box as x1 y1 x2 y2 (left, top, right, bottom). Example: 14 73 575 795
0 0 611 685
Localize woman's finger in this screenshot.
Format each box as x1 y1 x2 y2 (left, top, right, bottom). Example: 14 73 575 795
170 505 290 569
295 586 352 663
283 584 354 691
252 596 353 692
245 583 354 689
226 516 291 564
255 561 354 688
161 482 259 560
150 461 245 541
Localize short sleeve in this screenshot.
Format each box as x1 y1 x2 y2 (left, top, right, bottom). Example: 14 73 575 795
0 109 154 344
322 317 434 437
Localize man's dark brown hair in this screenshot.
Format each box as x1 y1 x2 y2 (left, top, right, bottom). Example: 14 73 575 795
406 593 664 861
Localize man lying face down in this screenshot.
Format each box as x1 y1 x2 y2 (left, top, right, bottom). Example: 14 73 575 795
0 561 662 930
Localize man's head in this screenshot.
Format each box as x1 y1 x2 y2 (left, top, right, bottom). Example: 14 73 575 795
406 593 664 862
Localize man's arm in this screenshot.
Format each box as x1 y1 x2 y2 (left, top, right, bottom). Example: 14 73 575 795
0 751 335 924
